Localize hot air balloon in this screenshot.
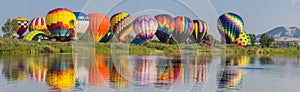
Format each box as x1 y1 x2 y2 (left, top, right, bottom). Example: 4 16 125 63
133 15 158 42
73 12 89 39
172 16 194 43
190 20 208 43
234 31 251 47
88 13 110 42
217 12 244 44
15 17 29 39
29 17 50 35
100 29 114 43
110 12 134 43
154 14 175 43
46 8 76 42
131 37 144 44
24 31 49 41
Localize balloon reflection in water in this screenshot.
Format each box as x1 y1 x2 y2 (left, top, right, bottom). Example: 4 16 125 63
110 56 131 89
88 55 110 87
28 55 49 82
155 55 210 89
45 54 76 91
133 56 157 87
2 56 27 81
223 55 254 67
74 54 90 89
174 55 210 85
217 70 243 91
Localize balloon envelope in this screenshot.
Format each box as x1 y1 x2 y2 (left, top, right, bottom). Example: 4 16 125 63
88 13 110 42
154 14 175 43
172 16 194 43
24 31 49 41
15 17 29 38
100 28 114 43
74 12 89 39
133 15 158 42
46 8 76 41
190 20 208 43
29 17 50 35
217 12 244 44
110 12 134 43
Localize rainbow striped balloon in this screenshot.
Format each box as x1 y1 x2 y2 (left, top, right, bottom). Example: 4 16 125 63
154 14 175 43
110 12 134 43
172 16 194 43
217 12 244 44
190 20 208 43
133 15 158 41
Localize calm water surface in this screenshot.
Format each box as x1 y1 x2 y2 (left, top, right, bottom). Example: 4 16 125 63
0 54 299 92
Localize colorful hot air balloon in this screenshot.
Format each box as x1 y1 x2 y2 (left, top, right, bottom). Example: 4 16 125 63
100 29 114 43
88 13 110 42
217 12 244 44
133 15 158 42
29 17 50 35
190 20 208 43
46 8 76 42
234 31 251 47
24 31 49 41
110 12 134 43
15 17 29 39
172 16 194 43
74 12 89 39
154 14 175 43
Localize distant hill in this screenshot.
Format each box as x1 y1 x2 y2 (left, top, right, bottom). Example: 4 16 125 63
257 26 300 41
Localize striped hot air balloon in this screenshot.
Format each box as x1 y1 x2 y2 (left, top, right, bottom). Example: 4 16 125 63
217 12 244 44
88 13 110 42
110 12 134 43
15 17 29 39
155 14 175 43
190 20 208 43
46 8 76 42
29 17 50 35
133 15 158 42
172 16 194 43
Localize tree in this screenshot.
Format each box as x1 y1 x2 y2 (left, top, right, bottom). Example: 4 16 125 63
248 34 256 46
259 34 275 48
2 19 18 38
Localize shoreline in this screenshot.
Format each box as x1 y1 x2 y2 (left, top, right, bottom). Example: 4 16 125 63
1 38 300 56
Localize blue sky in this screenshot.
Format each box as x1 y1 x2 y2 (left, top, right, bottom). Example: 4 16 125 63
1 0 300 38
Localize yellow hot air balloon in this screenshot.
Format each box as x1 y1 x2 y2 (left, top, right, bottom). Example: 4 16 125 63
46 8 76 41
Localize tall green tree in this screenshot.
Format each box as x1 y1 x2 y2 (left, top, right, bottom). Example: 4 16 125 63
248 34 256 46
1 19 18 38
259 34 275 48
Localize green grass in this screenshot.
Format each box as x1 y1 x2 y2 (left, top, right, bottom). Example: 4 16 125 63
1 38 300 56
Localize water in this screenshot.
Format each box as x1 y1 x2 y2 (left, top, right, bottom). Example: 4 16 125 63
0 54 300 92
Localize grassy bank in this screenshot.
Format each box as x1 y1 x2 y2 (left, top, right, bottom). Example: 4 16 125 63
1 38 300 56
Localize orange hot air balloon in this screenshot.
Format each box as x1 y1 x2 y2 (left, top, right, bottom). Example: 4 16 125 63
88 13 110 42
